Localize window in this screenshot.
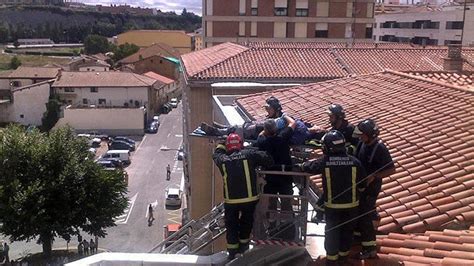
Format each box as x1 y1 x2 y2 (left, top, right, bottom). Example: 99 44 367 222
239 22 245 36
315 23 328 38
446 21 463 30
274 7 287 16
296 0 308 16
346 2 353 17
251 0 258 15
10 81 21 87
445 40 462 45
295 23 307 38
90 87 98 93
274 22 287 38
365 26 373 39
99 98 106 105
345 24 353 38
296 9 308 17
83 98 88 105
239 0 246 15
251 22 257 36
206 21 213 37
65 88 75 92
316 1 329 17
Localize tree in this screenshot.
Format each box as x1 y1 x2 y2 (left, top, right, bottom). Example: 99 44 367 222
0 25 9 44
111 42 139 62
0 126 128 257
41 95 61 131
84 34 110 54
9 56 21 69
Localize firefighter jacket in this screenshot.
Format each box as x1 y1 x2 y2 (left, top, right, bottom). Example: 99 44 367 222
302 153 367 209
213 145 274 204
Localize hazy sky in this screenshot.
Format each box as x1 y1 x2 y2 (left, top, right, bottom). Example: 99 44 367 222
79 0 202 15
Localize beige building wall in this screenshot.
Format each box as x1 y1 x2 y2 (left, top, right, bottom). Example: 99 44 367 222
11 82 51 126
117 30 192 53
374 5 474 46
56 107 145 135
78 66 110 72
54 87 149 108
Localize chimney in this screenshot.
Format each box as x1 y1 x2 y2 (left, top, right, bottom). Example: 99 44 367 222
443 44 463 72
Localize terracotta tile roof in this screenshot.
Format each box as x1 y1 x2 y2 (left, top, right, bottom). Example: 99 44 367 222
119 42 181 64
378 226 474 265
236 70 474 234
143 71 175 85
245 42 427 49
52 71 157 87
8 66 60 79
181 42 249 77
407 72 474 91
182 42 474 81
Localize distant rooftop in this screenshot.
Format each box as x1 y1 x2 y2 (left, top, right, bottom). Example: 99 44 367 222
7 66 60 79
52 71 157 87
181 42 474 82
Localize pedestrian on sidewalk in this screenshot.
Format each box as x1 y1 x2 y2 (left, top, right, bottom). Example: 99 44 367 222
82 239 90 256
3 242 9 263
95 235 99 253
148 204 154 226
77 241 84 256
166 164 171 181
89 239 95 254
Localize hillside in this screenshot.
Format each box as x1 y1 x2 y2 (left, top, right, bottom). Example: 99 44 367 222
0 6 201 43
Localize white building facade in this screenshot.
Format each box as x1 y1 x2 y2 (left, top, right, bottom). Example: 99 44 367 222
374 4 474 46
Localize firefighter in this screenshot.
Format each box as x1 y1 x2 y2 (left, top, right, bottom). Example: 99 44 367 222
212 133 274 260
327 104 359 153
352 119 396 259
298 130 367 265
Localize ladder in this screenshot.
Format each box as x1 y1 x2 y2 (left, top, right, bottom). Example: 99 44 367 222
149 203 226 254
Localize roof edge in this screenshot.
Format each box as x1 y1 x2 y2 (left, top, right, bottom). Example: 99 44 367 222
386 69 474 94
12 79 56 92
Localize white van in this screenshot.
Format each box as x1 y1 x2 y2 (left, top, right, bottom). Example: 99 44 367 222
102 150 131 164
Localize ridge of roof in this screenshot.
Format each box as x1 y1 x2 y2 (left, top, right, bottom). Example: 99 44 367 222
389 69 474 94
11 79 56 93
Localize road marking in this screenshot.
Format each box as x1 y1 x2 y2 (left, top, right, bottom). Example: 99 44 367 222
167 133 171 138
115 192 138 224
167 209 182 224
145 200 159 218
135 136 147 152
175 134 183 138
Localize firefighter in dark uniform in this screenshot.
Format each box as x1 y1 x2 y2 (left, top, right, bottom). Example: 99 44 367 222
213 133 274 260
298 130 367 265
327 104 359 154
352 119 396 259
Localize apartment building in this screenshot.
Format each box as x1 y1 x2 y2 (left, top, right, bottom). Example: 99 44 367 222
374 2 474 46
202 0 376 47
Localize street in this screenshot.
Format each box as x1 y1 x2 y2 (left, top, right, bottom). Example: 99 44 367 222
5 105 184 260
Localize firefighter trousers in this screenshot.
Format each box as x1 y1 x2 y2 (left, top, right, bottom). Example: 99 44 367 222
356 193 378 250
224 200 258 254
324 207 358 261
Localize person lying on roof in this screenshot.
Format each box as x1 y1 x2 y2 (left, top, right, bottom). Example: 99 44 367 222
200 96 324 146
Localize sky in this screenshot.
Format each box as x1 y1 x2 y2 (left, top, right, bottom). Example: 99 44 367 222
78 0 202 15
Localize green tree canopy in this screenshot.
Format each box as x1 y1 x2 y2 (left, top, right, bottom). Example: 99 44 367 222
0 126 128 256
84 34 110 54
111 42 139 62
9 56 21 70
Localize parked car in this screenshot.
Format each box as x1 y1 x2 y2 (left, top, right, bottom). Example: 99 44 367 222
147 121 159 133
178 150 184 161
169 98 178 108
109 140 134 151
160 103 172 114
102 150 131 164
113 136 136 148
165 188 182 207
96 158 124 168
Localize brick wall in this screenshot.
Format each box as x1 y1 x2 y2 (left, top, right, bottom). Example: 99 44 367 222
213 0 239 16
328 23 345 38
287 22 295 38
307 22 315 38
308 0 317 17
258 22 274 38
213 21 240 38
133 55 178 80
355 2 368 18
258 0 273 16
329 1 347 18
354 23 367 39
